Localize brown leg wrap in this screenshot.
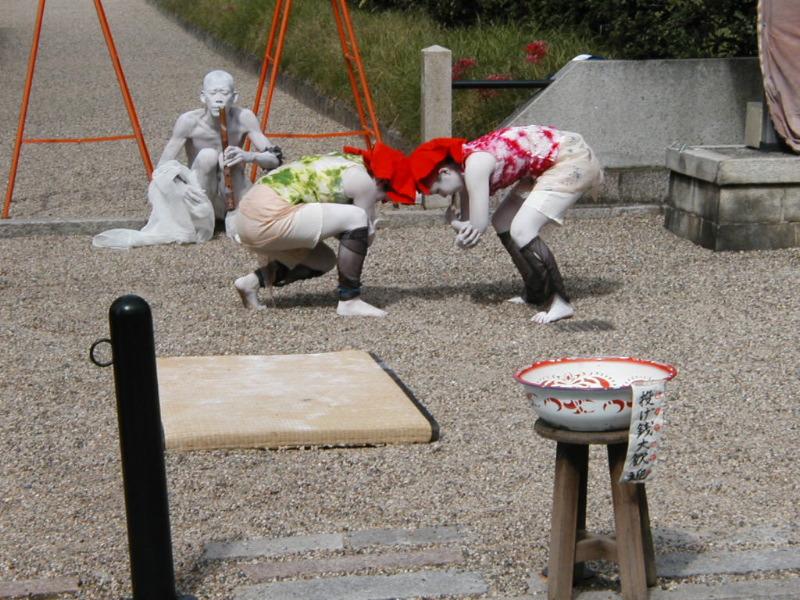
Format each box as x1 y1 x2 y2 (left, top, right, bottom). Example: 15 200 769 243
518 237 570 305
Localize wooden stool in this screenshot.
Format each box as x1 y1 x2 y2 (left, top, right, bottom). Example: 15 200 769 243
535 420 656 600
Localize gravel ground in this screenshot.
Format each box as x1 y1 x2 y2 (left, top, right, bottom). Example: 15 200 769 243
1 213 799 598
2 1 800 599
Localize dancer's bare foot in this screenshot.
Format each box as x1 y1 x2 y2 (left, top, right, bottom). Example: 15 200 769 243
234 273 265 310
336 298 386 317
531 294 574 324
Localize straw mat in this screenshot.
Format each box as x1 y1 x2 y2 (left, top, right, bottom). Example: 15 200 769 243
157 350 437 451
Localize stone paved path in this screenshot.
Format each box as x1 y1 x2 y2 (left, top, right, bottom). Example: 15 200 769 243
193 524 800 599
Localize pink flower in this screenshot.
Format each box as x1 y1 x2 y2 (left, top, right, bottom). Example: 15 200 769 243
525 40 549 64
479 73 512 99
452 57 477 81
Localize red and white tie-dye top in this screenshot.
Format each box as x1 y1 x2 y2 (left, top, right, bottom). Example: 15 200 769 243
462 126 562 194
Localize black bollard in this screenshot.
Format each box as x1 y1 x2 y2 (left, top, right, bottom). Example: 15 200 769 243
108 295 192 600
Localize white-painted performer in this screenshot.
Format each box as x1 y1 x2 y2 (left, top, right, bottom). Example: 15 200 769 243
233 144 416 317
158 70 283 220
409 126 602 324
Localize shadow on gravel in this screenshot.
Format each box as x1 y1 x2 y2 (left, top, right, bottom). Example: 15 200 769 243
271 276 621 309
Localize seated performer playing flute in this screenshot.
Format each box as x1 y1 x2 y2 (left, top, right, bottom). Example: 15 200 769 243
158 69 283 221
233 144 416 317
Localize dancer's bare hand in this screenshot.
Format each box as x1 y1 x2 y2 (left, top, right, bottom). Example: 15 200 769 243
223 146 250 167
455 223 481 248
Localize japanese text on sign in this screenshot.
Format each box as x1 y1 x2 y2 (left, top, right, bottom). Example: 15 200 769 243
621 380 666 484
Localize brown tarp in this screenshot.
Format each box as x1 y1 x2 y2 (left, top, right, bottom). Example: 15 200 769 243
759 0 800 153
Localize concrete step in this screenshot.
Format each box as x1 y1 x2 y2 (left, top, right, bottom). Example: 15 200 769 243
234 569 488 600
204 525 466 561
516 577 800 599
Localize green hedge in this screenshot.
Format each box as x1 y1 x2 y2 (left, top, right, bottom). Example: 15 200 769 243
151 0 604 142
360 0 758 59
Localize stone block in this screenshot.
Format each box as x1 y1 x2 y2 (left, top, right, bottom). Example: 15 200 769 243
0 217 147 238
618 167 669 204
665 146 727 184
663 207 716 249
346 525 463 550
665 145 800 249
0 577 80 599
577 579 800 599
715 222 797 251
667 145 800 186
715 152 800 185
234 569 488 600
597 169 621 203
241 548 464 581
744 101 762 148
656 547 800 578
668 173 719 220
782 187 800 221
717 186 784 224
204 533 344 560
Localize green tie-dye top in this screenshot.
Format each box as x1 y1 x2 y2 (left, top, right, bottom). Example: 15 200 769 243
256 152 364 205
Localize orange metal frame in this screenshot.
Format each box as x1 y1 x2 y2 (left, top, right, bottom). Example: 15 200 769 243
2 0 153 219
248 0 382 180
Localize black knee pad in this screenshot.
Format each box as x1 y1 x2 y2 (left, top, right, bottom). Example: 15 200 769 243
337 226 370 299
338 226 369 255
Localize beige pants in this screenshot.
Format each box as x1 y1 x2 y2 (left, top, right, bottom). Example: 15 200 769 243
525 132 603 224
236 183 324 267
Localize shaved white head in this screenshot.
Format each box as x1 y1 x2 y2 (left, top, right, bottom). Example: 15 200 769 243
202 70 235 92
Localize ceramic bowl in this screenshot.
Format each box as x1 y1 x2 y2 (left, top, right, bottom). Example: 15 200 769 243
514 356 677 432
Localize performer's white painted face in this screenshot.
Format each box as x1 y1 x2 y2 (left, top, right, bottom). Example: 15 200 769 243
428 165 464 197
200 71 237 117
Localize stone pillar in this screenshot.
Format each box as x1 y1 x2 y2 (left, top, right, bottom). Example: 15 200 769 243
420 45 452 209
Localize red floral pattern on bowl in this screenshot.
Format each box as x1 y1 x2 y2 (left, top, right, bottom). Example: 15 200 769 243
514 357 677 431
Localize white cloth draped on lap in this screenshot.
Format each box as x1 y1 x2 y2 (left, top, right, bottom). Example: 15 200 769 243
92 160 215 249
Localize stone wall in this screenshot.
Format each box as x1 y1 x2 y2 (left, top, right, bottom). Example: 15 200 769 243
504 58 763 204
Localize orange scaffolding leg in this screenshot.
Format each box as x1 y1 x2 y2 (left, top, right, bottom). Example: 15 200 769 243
330 0 381 149
2 0 46 220
249 0 382 181
249 0 293 182
250 0 287 123
93 0 153 177
2 0 153 219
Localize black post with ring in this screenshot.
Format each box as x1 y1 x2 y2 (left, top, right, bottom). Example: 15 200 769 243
92 294 194 600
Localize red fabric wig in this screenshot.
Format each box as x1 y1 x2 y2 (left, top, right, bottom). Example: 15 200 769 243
344 143 417 205
408 137 467 193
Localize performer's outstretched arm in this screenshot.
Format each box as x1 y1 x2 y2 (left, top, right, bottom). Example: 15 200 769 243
454 151 495 247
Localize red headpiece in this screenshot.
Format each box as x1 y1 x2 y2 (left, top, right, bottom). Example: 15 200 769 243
408 137 467 193
344 143 417 205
